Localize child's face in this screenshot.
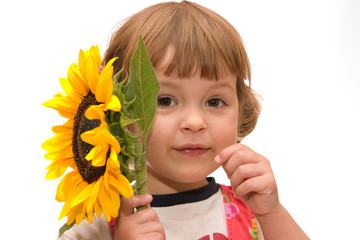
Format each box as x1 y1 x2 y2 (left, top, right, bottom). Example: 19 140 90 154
146 68 239 193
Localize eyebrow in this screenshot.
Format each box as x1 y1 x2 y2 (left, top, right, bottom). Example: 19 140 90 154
211 81 236 90
158 80 178 88
159 78 236 91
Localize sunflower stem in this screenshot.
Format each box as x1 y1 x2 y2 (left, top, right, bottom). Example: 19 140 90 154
134 136 148 211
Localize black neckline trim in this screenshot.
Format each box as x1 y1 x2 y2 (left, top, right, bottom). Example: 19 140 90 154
150 177 219 207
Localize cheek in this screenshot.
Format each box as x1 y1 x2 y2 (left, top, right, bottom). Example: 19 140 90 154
128 122 141 136
148 114 170 137
146 114 172 152
214 126 237 147
213 113 238 147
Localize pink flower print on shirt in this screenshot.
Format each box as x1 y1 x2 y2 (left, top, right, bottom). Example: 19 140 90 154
223 194 239 219
199 233 228 240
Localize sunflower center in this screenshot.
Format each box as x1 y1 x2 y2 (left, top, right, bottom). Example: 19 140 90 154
72 91 106 184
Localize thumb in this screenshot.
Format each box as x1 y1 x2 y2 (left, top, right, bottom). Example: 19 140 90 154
119 194 153 217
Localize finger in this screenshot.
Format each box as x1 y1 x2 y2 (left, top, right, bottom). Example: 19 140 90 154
221 149 261 177
214 143 252 165
137 220 165 235
134 208 161 224
234 174 275 199
234 177 260 199
229 163 263 190
119 194 153 218
142 232 166 240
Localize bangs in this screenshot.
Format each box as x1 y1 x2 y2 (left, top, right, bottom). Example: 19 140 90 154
147 2 251 81
105 1 250 82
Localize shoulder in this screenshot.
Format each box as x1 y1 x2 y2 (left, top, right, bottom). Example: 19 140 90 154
219 184 262 240
219 184 254 217
58 214 112 240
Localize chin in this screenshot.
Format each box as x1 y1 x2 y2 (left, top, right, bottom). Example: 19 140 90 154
170 165 218 183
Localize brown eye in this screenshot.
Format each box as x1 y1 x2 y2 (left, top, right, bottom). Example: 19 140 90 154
206 98 226 107
158 97 176 107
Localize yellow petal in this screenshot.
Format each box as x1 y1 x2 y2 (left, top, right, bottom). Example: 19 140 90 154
114 174 134 198
84 104 105 120
43 93 77 118
68 63 89 96
41 133 72 151
98 185 115 222
80 125 103 146
107 133 121 154
70 183 92 208
91 45 102 68
94 201 102 219
43 151 60 160
44 141 72 156
45 165 68 179
87 205 94 224
68 203 85 225
85 124 121 153
59 78 82 104
56 171 80 202
87 177 103 212
100 57 117 80
77 203 87 225
109 147 118 164
95 75 112 104
45 147 73 161
108 189 120 217
58 200 72 222
45 157 73 179
78 49 87 80
52 123 73 134
86 49 100 94
85 144 108 167
44 149 73 166
104 95 121 112
95 57 117 103
84 147 96 162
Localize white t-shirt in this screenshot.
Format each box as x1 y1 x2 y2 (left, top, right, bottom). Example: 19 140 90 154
58 214 111 240
151 178 228 239
59 178 263 240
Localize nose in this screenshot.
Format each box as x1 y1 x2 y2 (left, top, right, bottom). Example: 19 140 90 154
180 107 207 133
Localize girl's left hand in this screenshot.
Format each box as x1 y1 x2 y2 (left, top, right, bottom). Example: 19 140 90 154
215 143 280 217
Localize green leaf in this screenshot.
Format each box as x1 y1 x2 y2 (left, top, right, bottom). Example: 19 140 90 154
125 36 160 136
249 227 257 239
58 221 75 238
112 68 124 83
120 112 140 129
113 73 126 105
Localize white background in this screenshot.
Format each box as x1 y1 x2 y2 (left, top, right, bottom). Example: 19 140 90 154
1 0 359 239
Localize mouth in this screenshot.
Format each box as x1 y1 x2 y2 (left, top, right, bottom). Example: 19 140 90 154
174 143 210 156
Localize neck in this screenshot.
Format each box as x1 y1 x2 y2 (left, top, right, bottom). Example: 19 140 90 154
146 167 209 194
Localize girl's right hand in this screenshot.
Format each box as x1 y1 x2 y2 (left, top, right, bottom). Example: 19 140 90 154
114 194 166 240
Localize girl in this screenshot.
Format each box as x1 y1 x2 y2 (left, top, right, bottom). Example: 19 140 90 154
60 1 309 239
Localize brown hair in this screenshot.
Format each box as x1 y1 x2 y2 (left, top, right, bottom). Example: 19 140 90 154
103 1 261 139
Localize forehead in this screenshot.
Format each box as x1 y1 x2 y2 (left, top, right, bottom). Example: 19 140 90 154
156 65 237 93
155 45 234 81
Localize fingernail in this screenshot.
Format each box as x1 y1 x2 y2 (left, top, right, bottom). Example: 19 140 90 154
214 155 221 164
144 194 152 201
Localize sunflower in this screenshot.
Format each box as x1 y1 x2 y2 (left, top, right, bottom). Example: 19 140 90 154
42 45 134 225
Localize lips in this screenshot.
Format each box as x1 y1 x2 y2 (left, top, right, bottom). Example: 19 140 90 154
174 143 210 156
